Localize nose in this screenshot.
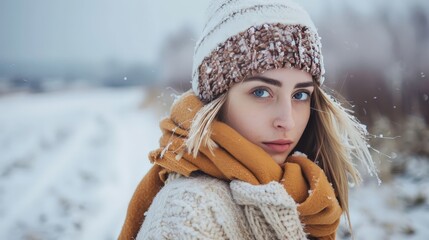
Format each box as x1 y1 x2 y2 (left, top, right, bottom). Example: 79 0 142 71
273 100 295 130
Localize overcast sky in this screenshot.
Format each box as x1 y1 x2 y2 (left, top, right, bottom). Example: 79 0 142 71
0 0 416 66
0 0 210 65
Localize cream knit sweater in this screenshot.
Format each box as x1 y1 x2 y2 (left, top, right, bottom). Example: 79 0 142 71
136 173 307 240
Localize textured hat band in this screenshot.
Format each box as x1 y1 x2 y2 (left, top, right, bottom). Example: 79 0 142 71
196 23 323 103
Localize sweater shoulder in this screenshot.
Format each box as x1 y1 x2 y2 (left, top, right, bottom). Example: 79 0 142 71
166 172 231 195
136 173 251 240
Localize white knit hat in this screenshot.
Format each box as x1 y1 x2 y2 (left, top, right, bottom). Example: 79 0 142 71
192 0 324 102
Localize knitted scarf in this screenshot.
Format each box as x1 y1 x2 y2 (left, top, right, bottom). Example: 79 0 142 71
119 91 342 240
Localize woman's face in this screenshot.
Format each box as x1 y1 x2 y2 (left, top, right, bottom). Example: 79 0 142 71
220 68 314 165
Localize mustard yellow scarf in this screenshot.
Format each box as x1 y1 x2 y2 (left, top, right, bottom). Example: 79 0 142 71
119 91 342 239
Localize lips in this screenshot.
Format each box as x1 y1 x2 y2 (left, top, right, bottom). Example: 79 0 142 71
262 140 293 153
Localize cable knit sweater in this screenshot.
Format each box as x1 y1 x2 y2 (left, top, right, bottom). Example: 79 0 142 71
136 172 307 240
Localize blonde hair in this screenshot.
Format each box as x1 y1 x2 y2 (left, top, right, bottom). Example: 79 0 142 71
186 85 378 232
186 93 227 157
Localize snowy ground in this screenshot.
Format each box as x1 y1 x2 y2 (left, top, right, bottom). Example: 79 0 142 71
0 87 428 240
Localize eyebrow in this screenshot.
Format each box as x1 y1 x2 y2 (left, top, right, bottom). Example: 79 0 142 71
245 76 282 86
295 81 315 88
244 76 315 88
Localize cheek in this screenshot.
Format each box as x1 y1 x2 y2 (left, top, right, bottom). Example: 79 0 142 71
223 102 265 141
294 105 311 136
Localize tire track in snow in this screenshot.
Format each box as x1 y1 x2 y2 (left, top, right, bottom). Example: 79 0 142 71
0 117 97 236
78 110 153 239
76 111 123 240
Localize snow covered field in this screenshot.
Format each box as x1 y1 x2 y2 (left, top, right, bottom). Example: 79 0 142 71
0 87 427 239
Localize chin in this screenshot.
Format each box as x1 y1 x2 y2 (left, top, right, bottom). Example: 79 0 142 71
272 155 288 166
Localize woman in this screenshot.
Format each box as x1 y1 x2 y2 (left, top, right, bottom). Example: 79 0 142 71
119 0 378 239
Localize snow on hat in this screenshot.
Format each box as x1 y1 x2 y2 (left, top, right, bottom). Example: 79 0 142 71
192 0 325 103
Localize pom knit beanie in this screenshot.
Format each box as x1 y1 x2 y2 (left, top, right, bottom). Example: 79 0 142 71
192 0 324 103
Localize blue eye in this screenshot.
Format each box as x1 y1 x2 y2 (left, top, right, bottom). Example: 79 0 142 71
253 89 270 98
293 91 310 101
